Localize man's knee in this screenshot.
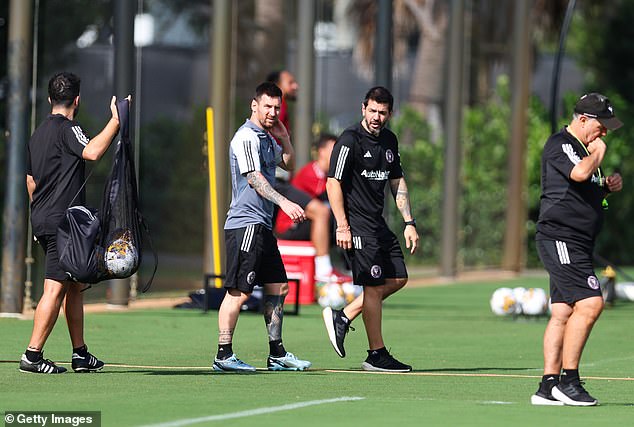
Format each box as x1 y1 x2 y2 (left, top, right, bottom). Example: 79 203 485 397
574 296 604 322
305 199 329 221
387 277 408 290
264 282 289 297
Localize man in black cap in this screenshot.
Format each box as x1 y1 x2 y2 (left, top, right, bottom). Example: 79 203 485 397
531 93 623 406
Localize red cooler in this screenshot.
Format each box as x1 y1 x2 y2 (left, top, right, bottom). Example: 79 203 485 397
277 239 316 304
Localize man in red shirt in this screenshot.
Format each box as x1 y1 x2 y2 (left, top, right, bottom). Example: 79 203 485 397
275 134 351 282
265 70 298 132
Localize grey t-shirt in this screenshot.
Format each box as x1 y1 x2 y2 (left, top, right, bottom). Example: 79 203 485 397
224 119 282 230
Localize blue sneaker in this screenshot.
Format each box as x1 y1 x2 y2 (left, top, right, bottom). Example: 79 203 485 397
212 354 256 372
267 352 312 371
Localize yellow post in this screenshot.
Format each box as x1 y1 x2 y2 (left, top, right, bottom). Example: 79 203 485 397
206 107 223 288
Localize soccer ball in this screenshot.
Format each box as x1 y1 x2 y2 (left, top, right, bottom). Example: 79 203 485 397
341 281 362 304
105 230 139 277
615 282 634 301
520 288 548 316
317 282 346 310
512 287 527 314
490 287 517 316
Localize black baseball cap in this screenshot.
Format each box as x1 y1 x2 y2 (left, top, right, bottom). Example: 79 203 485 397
574 92 623 130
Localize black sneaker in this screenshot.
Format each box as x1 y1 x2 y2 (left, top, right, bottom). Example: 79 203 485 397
71 349 104 373
362 351 412 372
531 382 564 406
551 381 598 406
19 354 67 374
322 307 353 358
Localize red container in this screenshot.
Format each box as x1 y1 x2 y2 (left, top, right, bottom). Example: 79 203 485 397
277 239 316 305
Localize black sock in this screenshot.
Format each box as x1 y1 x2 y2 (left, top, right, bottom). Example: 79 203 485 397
217 343 233 360
367 347 388 360
560 369 580 385
25 349 42 363
73 345 88 356
540 374 559 392
269 340 286 357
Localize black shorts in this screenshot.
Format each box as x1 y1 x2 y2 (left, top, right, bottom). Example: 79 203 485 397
225 224 288 293
349 230 407 286
35 233 70 282
536 239 602 304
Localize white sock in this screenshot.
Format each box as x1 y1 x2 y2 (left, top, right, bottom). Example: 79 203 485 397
315 255 333 277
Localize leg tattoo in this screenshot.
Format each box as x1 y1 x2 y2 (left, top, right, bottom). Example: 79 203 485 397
263 294 285 342
219 329 233 345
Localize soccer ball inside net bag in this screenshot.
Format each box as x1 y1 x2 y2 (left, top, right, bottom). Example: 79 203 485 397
105 230 139 277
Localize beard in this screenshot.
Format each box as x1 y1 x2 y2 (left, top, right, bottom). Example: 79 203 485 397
363 118 382 136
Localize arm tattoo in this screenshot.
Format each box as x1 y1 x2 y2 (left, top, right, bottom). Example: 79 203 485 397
247 171 285 205
393 179 412 219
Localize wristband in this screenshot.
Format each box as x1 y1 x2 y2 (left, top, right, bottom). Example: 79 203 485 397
404 219 416 228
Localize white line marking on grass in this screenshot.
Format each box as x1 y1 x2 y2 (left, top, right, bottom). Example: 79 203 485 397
325 370 634 381
138 396 365 427
480 401 515 405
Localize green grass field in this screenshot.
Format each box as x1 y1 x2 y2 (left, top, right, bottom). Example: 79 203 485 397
1 276 633 426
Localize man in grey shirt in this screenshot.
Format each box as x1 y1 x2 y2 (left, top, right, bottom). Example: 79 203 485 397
213 82 311 372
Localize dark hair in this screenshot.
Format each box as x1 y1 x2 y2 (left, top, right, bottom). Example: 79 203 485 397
265 70 282 84
363 86 394 112
48 72 81 107
254 81 283 100
315 133 337 150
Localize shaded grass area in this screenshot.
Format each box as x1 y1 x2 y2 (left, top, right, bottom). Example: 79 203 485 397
1 276 633 426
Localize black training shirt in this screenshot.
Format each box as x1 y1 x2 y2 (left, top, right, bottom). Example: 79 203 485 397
536 127 608 247
26 114 90 236
328 122 403 236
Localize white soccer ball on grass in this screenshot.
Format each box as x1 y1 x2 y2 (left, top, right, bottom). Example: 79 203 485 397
520 288 548 316
490 287 517 316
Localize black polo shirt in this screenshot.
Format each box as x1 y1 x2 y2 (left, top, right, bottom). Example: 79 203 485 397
536 127 608 248
26 114 90 236
328 122 403 236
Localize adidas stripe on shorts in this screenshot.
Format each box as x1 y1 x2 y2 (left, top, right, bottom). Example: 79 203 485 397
536 239 602 304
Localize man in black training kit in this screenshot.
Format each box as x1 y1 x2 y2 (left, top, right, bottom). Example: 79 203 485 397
324 86 419 372
21 72 127 373
532 93 623 406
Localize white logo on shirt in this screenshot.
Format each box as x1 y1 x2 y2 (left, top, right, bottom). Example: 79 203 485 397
385 149 394 163
360 170 389 180
562 144 581 165
364 151 372 158
71 126 89 147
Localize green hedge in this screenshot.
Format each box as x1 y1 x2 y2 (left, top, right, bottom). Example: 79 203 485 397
389 76 633 269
